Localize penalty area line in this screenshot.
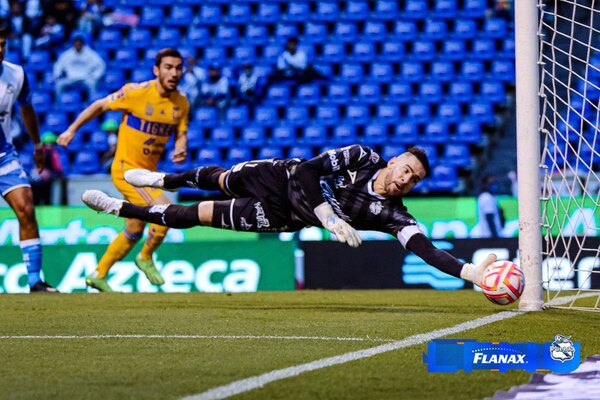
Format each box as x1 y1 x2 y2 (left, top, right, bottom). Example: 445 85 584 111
183 293 593 400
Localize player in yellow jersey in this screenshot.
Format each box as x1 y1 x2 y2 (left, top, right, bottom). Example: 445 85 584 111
57 48 189 292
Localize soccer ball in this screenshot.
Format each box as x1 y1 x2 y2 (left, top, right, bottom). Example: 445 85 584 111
481 260 525 305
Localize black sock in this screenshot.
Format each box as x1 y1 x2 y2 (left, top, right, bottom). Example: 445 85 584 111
120 202 201 229
163 166 226 191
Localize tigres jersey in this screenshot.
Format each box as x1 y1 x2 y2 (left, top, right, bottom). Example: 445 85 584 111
106 80 189 172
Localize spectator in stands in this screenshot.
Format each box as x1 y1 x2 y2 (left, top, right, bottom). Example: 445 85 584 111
34 14 63 48
475 175 505 238
41 0 77 38
4 1 35 60
77 0 105 35
100 118 117 173
273 37 324 84
179 55 205 109
199 64 229 111
31 132 63 205
236 63 263 105
52 33 105 100
25 0 43 29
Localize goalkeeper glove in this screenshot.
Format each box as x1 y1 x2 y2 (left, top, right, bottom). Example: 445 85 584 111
314 202 362 248
460 253 498 287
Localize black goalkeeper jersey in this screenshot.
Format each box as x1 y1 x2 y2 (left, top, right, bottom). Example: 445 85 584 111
287 144 421 241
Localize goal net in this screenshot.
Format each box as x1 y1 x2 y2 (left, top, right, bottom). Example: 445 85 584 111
538 0 600 311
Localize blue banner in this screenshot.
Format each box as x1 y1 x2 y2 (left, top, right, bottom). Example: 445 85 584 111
424 335 580 373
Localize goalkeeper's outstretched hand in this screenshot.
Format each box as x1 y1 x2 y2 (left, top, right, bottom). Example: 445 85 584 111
461 253 497 287
314 203 362 248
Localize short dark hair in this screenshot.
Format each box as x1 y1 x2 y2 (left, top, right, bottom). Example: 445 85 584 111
287 37 299 45
406 146 431 177
155 48 182 67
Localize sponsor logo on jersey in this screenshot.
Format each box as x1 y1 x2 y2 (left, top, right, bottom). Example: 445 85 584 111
327 150 340 171
145 103 154 116
254 202 270 228
369 201 383 215
342 148 350 165
320 180 351 222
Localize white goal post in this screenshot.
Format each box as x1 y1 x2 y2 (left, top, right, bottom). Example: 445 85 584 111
516 0 600 311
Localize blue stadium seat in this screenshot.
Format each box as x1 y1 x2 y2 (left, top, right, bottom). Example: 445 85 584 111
27 51 50 72
357 83 382 104
203 47 226 65
155 27 181 47
480 81 506 104
271 125 296 146
296 84 321 106
322 42 346 63
233 46 256 65
226 106 249 127
200 4 222 23
370 62 393 82
243 24 268 45
364 124 387 145
403 0 428 19
114 48 138 70
443 143 471 167
482 18 508 38
490 60 515 82
262 43 282 63
149 0 171 6
258 146 284 160
285 106 309 126
453 19 477 40
129 28 152 49
132 67 153 82
500 36 516 59
90 130 109 153
350 42 375 62
139 7 164 28
411 39 436 61
253 106 278 127
316 105 341 126
71 150 101 175
98 29 122 50
430 60 455 82
340 63 364 83
392 21 418 41
216 25 239 46
376 104 400 124
441 39 467 60
363 21 387 42
186 124 204 150
255 3 280 23
382 144 406 161
469 101 495 124
380 41 405 62
313 1 339 21
422 19 448 40
275 23 298 39
31 91 52 114
333 22 357 43
197 148 222 166
103 70 125 92
392 122 419 144
332 125 358 145
372 0 399 20
226 3 251 24
208 126 234 148
288 146 313 160
417 82 443 103
420 144 439 166
460 60 485 82
345 105 370 126
422 121 450 144
240 126 266 147
266 85 291 106
456 120 482 143
58 91 82 113
302 125 327 146
388 81 413 103
194 108 218 127
226 147 252 167
285 2 309 22
428 165 458 192
400 61 425 82
326 83 351 105
462 0 487 17
471 38 496 60
303 22 328 44
56 147 70 175
407 103 431 123
432 0 458 19
344 1 369 21
448 81 474 102
167 5 193 27
437 101 462 123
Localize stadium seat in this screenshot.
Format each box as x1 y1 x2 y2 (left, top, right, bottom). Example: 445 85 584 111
422 121 450 143
357 83 382 104
128 28 152 49
254 106 278 127
340 63 364 83
490 60 515 82
186 124 204 150
316 105 341 126
98 29 122 50
471 38 496 60
350 42 375 62
381 41 405 62
428 165 458 192
243 24 268 45
407 103 431 124
71 150 101 175
400 61 425 82
233 46 256 65
456 120 483 144
166 5 193 27
226 106 249 127
392 21 418 41
343 1 369 21
257 146 284 160
372 0 399 20
288 146 313 160
392 121 419 144
462 0 487 18
296 84 321 106
468 101 495 124
322 42 346 63
197 148 222 166
313 1 339 21
271 125 296 146
262 43 283 63
114 48 138 70
345 105 369 126
388 81 413 104
326 83 351 105
103 70 126 92
430 60 455 82
285 106 309 126
132 67 153 82
89 130 109 153
226 147 252 167
437 101 462 123
27 51 50 72
441 39 467 60
302 22 328 44
332 125 357 145
420 144 439 166
302 125 327 146
422 19 448 40
203 47 226 65
370 62 393 82
275 22 298 39
139 7 164 28
255 3 280 23
460 61 485 82
226 3 251 24
443 143 471 167
480 81 506 104
432 0 458 19
266 85 291 106
417 82 443 103
194 108 218 127
376 104 401 124
364 124 388 145
332 22 357 43
448 81 474 102
31 91 52 114
500 36 516 59
363 21 387 42
200 4 222 23
452 18 477 39
285 2 309 22
57 91 82 113
403 0 428 19
208 126 234 148
482 18 508 38
240 126 265 147
214 25 239 46
382 144 406 161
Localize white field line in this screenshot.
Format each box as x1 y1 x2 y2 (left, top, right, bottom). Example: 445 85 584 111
0 334 393 342
182 293 594 400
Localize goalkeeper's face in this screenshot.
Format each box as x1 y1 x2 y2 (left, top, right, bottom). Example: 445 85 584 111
383 153 426 197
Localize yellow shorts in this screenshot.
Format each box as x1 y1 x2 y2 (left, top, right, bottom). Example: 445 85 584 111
111 161 165 206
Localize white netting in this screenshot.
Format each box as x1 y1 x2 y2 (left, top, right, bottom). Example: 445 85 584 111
539 0 600 310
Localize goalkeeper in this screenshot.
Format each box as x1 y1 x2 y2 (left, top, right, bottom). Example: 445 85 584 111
82 145 495 286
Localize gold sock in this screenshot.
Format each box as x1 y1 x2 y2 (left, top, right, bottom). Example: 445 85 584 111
96 230 140 278
139 224 168 260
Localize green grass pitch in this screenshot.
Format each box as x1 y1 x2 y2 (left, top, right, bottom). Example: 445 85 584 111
1 290 598 400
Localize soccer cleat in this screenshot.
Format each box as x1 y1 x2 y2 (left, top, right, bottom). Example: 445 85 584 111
135 255 165 286
124 169 166 189
82 190 124 216
30 281 59 293
85 274 114 292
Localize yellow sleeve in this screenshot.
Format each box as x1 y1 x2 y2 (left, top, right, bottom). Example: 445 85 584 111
178 97 190 132
105 83 139 112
